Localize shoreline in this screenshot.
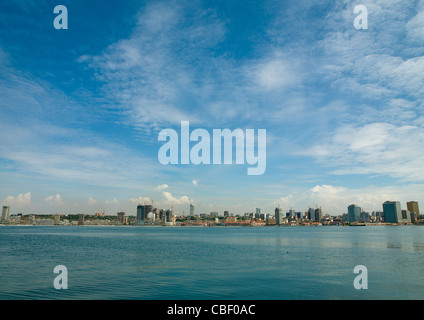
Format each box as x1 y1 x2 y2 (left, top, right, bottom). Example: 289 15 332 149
1 223 421 227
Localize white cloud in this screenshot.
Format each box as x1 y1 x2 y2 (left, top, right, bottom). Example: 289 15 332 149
161 191 193 205
0 41 161 192
269 183 423 216
192 180 198 186
87 197 97 206
316 1 424 102
130 196 152 205
250 55 302 91
0 121 158 190
5 192 31 206
154 184 169 192
275 193 295 208
79 1 226 129
406 3 424 44
44 193 64 205
305 184 421 215
303 122 424 182
105 198 118 204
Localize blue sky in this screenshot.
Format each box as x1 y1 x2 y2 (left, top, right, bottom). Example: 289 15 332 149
1 0 424 216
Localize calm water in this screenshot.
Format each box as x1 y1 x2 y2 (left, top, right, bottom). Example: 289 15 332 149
0 225 423 300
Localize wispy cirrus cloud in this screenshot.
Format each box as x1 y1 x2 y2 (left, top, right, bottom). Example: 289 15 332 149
1 0 423 215
317 0 424 102
79 0 228 131
0 45 163 190
283 0 424 184
0 122 159 188
300 122 424 182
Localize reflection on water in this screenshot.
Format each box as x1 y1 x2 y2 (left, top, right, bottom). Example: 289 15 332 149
0 225 423 300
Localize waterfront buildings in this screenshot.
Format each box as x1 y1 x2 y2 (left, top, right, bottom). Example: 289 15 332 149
314 208 322 222
307 208 315 221
165 209 173 223
348 204 361 223
53 213 60 225
136 205 143 220
407 201 420 220
275 207 283 225
1 198 421 226
383 201 408 223
78 213 85 226
1 206 10 220
360 211 370 222
137 204 153 221
117 211 125 224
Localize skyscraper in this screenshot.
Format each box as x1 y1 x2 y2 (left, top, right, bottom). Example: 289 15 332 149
307 208 315 221
165 209 172 222
2 206 10 220
314 208 322 222
144 205 153 219
137 205 143 220
117 211 125 224
78 213 84 226
53 213 60 225
383 201 403 223
136 204 153 221
348 204 361 223
190 204 194 216
275 207 283 225
407 201 420 220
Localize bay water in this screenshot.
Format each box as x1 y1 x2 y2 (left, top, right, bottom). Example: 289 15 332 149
0 225 423 300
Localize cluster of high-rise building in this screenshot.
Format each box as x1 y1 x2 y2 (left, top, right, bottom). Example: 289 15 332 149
346 201 420 224
0 200 422 226
382 201 419 223
136 204 174 225
274 206 323 225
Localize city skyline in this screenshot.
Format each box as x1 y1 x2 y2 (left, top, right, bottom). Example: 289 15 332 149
1 186 423 217
2 198 421 227
1 0 424 216
1 198 420 220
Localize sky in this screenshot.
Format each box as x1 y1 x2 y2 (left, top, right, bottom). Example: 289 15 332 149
1 0 424 216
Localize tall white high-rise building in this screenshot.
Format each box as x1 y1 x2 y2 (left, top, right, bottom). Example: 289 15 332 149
2 206 10 220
